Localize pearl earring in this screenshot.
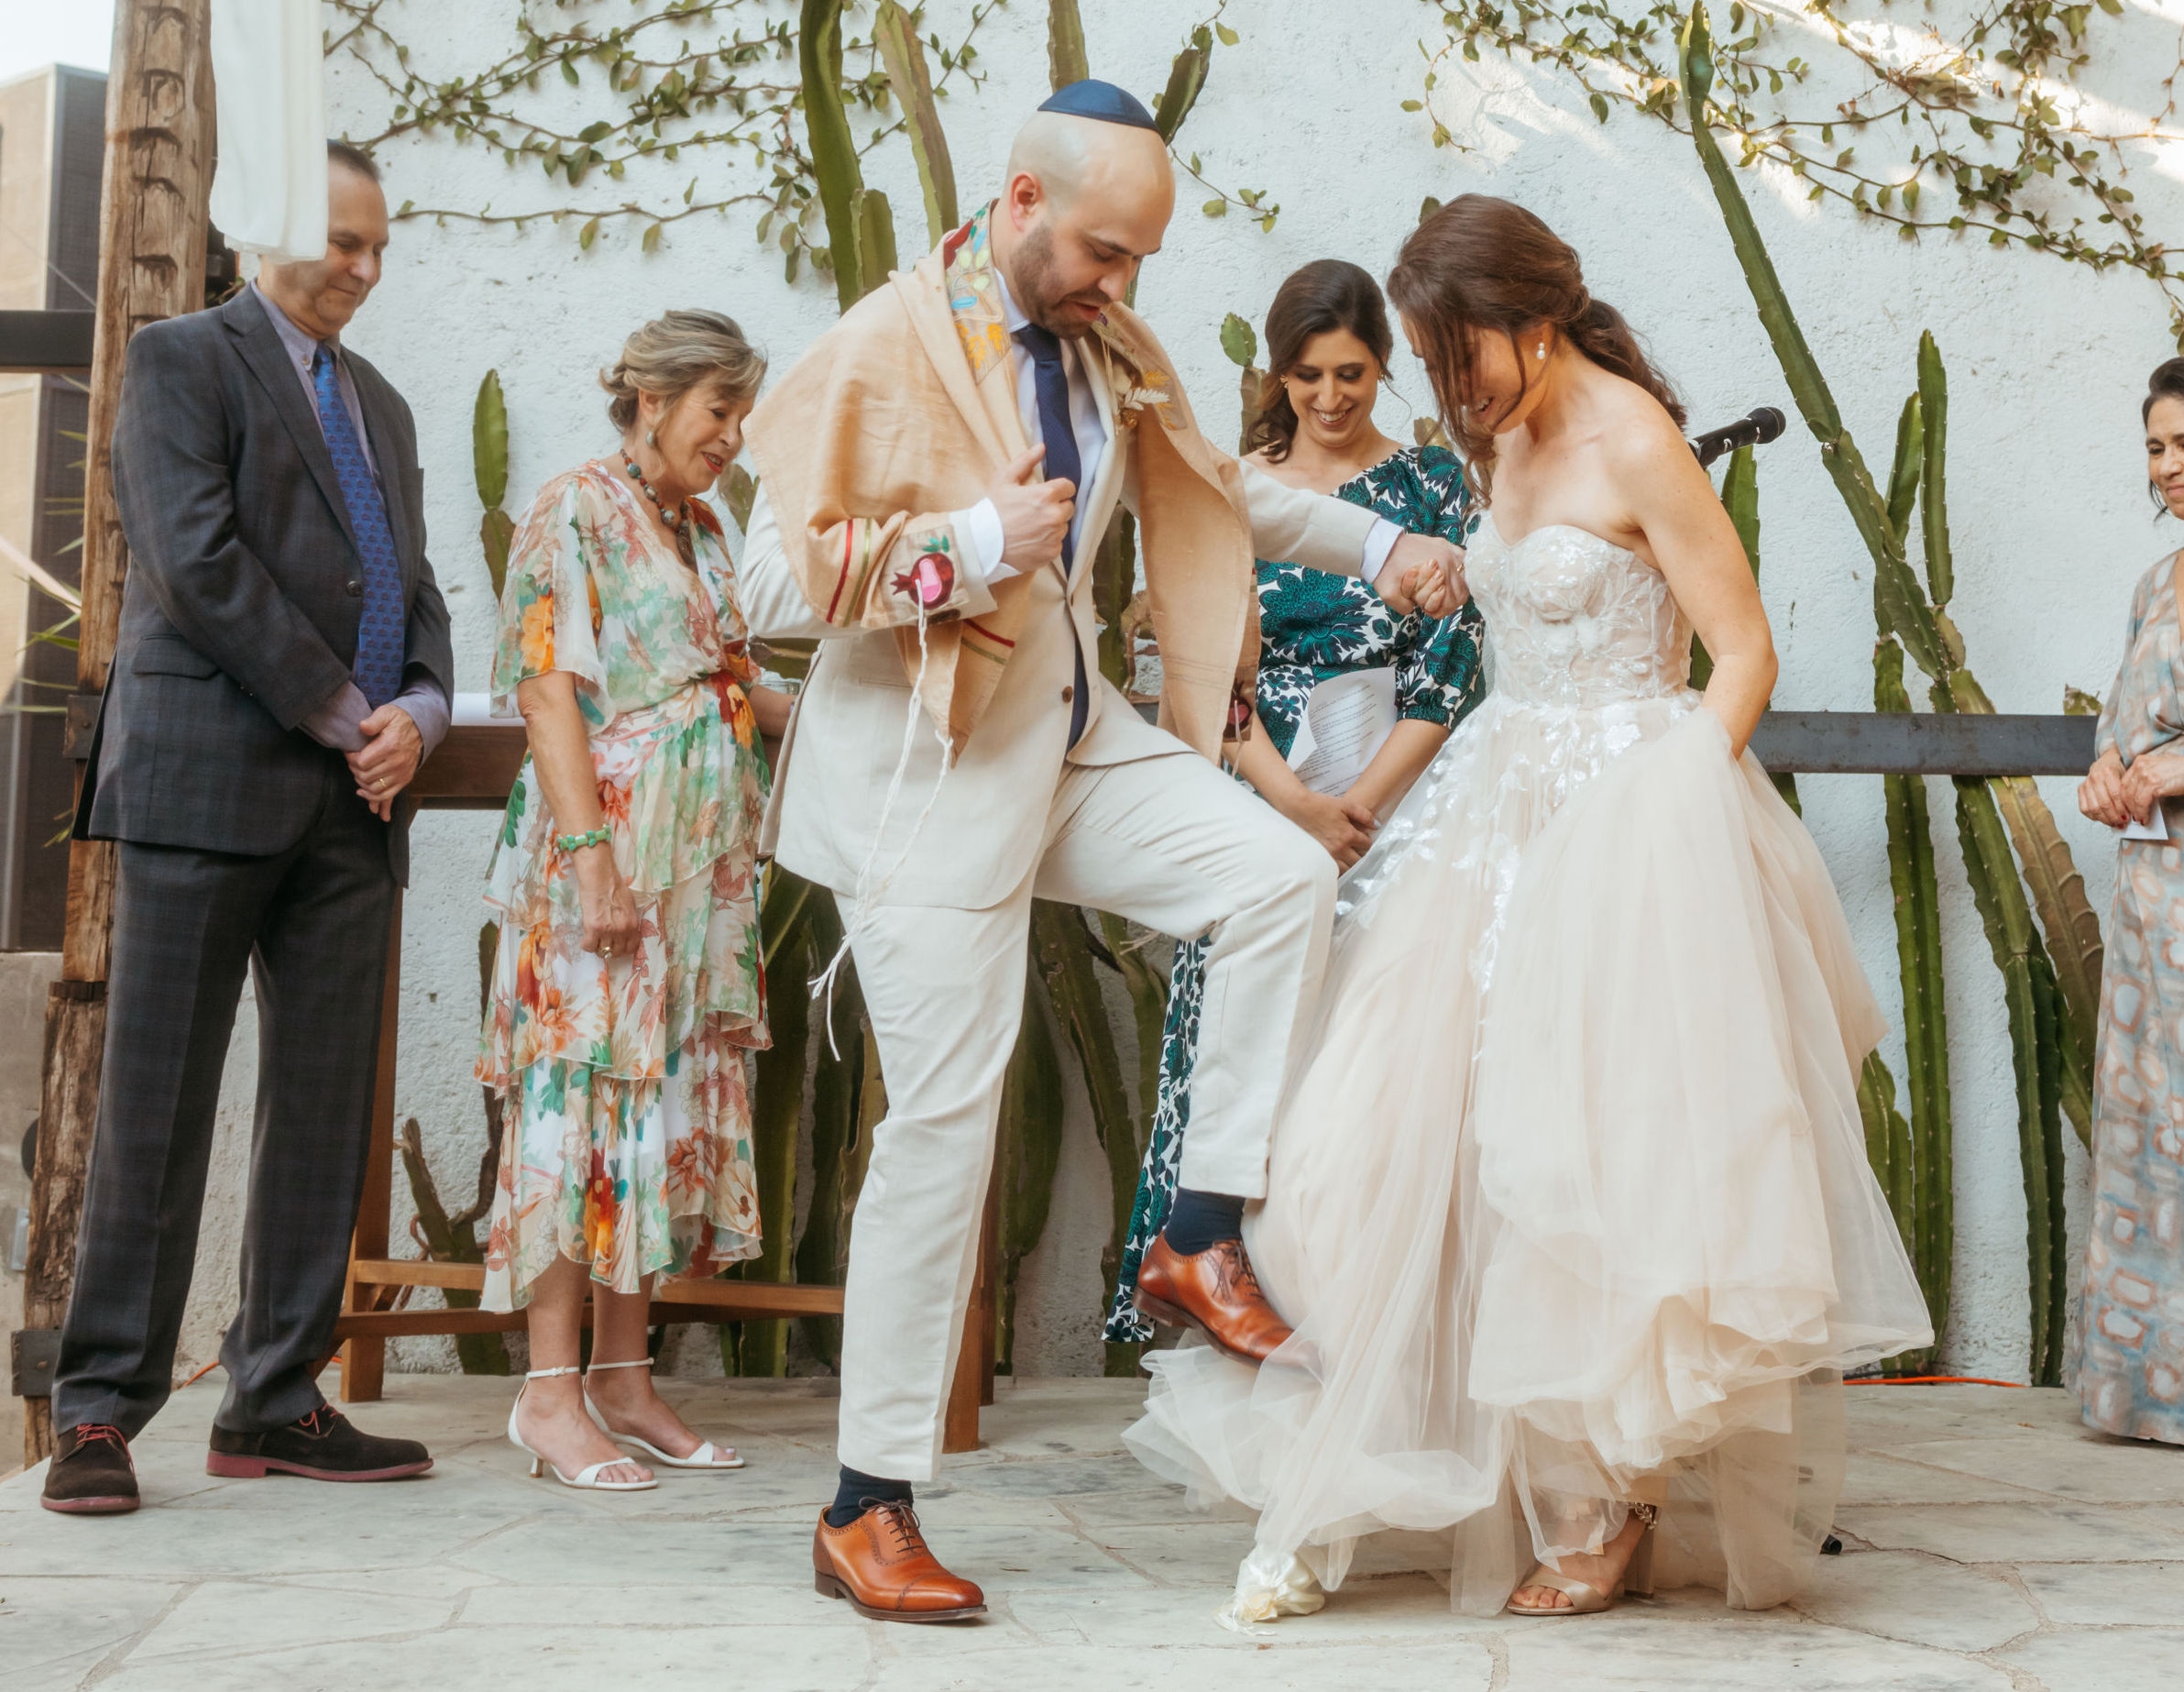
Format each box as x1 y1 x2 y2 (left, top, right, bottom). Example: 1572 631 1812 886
645 426 657 447
1536 342 1546 361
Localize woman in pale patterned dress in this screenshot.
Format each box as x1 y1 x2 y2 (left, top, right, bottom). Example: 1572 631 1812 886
2069 356 2184 1445
1125 197 1930 1621
478 312 793 1490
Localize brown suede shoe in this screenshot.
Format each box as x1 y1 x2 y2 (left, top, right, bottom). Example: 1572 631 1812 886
812 1503 986 1622
40 1424 139 1515
1134 1234 1294 1364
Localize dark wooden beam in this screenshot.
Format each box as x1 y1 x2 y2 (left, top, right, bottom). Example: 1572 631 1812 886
1127 702 2098 778
0 311 95 374
1749 711 2096 777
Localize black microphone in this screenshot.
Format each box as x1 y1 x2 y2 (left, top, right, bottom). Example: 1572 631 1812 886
1689 405 1787 468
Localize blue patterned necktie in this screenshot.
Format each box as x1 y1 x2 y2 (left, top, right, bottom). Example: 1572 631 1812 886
311 345 404 707
1013 322 1089 746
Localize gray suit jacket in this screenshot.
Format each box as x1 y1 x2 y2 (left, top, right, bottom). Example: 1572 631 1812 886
75 288 454 883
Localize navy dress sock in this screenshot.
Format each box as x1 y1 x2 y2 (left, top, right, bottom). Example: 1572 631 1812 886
1162 1188 1246 1257
827 1465 914 1529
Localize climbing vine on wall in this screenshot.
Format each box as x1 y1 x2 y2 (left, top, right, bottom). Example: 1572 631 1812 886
1413 0 2184 339
328 0 1003 268
327 0 1279 265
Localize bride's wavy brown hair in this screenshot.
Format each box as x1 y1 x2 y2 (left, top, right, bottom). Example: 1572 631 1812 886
1387 195 1683 502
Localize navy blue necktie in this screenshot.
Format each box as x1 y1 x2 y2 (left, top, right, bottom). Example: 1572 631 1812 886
312 346 405 707
1013 322 1090 746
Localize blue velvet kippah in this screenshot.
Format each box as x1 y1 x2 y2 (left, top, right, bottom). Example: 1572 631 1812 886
1038 79 1159 132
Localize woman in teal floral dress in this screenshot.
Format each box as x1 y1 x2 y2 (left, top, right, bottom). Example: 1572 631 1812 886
1108 262 1486 1341
480 313 793 1489
2069 356 2184 1445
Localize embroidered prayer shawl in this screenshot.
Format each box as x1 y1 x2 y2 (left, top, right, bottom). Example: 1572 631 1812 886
743 208 1258 761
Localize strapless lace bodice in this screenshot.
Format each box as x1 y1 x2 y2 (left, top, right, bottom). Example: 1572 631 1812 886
1466 515 1691 709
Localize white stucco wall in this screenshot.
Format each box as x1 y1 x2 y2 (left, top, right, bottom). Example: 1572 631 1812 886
168 0 2183 1386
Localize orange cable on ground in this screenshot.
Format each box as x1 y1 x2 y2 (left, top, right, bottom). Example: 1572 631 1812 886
1849 1375 2026 1388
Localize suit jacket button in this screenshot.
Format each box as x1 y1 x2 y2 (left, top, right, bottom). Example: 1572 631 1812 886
345 578 363 597
1060 685 1075 703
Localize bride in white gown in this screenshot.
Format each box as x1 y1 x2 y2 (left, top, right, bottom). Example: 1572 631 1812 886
1124 195 1932 1621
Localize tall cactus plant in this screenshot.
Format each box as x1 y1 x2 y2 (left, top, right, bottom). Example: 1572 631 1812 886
1680 2 2077 1380
873 1 959 251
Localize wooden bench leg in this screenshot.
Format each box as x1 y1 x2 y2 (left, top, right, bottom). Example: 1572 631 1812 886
941 1165 1000 1453
339 888 402 1403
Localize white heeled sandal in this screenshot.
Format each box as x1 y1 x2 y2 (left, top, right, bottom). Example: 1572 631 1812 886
1507 1505 1657 1617
508 1365 658 1491
583 1357 745 1471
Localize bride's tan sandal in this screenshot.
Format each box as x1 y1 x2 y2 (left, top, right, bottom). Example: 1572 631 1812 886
1507 1505 1656 1617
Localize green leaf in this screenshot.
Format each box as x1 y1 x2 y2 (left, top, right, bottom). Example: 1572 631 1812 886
1589 91 1610 123
578 216 601 250
479 507 515 600
642 220 664 254
1916 331 1954 609
561 56 580 86
1884 391 1923 546
1219 312 1257 368
1152 44 1210 143
471 369 509 511
1202 197 1227 217
1215 21 1239 45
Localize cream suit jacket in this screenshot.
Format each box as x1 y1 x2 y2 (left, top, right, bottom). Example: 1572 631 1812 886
739 337 1381 912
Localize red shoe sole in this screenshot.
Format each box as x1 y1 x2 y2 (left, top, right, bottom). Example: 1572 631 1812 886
204 1453 434 1481
1132 1291 1281 1366
813 1571 984 1623
39 1493 138 1514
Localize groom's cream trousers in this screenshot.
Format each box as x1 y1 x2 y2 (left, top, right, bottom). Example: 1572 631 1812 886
837 744 1333 1478
741 476 1354 1480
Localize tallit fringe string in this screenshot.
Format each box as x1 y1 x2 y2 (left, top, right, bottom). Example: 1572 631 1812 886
807 599 953 1054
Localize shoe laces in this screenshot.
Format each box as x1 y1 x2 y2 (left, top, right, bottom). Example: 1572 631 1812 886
70 1423 126 1453
1215 1239 1266 1301
296 1405 341 1437
864 1499 927 1555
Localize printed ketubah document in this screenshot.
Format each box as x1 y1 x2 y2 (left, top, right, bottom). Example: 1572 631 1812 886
1287 668 1399 797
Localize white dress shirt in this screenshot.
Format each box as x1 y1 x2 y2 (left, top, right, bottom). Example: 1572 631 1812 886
953 272 1399 588
250 281 449 760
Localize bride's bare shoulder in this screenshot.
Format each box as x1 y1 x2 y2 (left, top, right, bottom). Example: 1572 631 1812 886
1595 377 1704 489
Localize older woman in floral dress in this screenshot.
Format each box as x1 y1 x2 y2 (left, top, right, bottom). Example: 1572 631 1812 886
2071 355 2184 1445
479 311 792 1490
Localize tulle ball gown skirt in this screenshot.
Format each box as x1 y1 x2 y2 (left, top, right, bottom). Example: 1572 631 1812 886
1125 672 1933 1620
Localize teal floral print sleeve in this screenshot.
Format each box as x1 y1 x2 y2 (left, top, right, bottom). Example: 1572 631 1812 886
1247 444 1485 760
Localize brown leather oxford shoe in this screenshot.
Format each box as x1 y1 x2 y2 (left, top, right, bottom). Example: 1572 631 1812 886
1134 1234 1294 1364
813 1502 986 1622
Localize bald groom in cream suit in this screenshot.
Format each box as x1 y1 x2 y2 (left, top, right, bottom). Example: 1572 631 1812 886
738 82 1463 1620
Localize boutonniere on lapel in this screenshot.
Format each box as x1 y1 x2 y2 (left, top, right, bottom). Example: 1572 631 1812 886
1092 324 1175 431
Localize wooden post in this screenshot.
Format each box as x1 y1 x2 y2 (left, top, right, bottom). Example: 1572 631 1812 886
941 1169 999 1454
22 0 214 1467
338 890 402 1402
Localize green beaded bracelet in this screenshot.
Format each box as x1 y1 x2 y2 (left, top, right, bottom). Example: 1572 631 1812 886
555 827 612 853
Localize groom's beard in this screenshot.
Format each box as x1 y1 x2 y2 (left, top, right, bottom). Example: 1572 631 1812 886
1009 224 1109 340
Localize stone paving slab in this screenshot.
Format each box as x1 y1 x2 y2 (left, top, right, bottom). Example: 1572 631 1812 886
2 1378 2179 1689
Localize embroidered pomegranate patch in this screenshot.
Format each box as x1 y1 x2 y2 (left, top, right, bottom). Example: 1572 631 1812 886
895 551 956 610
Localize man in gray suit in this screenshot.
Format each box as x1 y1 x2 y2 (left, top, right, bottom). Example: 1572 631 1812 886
42 142 454 1514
